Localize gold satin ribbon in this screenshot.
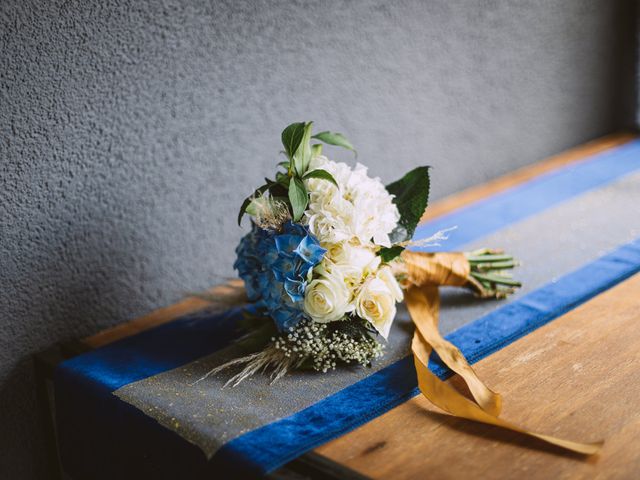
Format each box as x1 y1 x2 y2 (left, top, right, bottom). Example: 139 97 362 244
401 250 603 455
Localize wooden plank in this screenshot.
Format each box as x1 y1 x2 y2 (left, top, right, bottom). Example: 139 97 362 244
74 132 639 478
421 132 636 222
84 280 245 349
315 273 640 480
83 132 636 348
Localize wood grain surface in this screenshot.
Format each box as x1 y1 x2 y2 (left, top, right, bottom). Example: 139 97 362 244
316 273 640 479
84 132 635 349
81 132 639 479
84 279 245 348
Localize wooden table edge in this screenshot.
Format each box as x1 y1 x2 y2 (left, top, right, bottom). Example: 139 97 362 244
37 131 637 480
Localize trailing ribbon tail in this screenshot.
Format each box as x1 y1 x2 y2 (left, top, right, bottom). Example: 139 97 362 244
402 251 503 416
406 286 503 417
401 251 603 455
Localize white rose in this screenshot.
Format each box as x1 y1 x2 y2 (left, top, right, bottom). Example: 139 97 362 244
326 241 380 271
323 242 381 298
333 263 364 296
376 266 404 302
355 277 397 339
304 268 352 323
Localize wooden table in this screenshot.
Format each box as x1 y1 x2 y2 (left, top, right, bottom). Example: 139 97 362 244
36 132 640 479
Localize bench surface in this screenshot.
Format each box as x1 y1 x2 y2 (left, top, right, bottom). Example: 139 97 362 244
80 133 639 479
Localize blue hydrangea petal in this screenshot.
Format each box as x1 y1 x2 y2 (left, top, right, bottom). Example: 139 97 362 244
256 273 281 307
262 249 279 267
293 261 313 280
234 222 325 332
243 276 261 301
271 256 298 282
284 277 306 303
294 235 327 264
274 234 303 256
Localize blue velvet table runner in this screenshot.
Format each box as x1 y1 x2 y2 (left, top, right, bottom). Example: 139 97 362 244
55 140 640 478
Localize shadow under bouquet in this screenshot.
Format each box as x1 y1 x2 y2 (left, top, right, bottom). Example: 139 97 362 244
210 122 520 386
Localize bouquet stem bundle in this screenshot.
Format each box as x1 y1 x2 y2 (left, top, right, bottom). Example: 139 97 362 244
466 248 522 298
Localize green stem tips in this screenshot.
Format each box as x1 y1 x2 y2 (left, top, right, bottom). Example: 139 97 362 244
466 248 522 299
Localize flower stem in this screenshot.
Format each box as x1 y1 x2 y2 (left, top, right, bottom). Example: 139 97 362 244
465 249 522 298
471 272 522 287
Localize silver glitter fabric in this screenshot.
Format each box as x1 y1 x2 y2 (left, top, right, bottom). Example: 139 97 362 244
115 171 640 458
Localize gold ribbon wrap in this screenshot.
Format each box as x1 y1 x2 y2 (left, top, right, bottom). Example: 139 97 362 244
401 250 603 455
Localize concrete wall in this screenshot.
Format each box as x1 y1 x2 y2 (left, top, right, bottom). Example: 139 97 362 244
0 0 635 477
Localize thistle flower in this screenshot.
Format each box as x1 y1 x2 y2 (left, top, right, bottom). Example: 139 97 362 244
246 195 291 231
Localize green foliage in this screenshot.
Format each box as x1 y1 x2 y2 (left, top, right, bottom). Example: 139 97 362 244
237 184 270 226
288 176 308 222
312 131 357 156
385 166 430 243
292 122 313 176
302 169 338 188
281 123 306 167
239 122 357 227
378 245 405 263
311 143 323 158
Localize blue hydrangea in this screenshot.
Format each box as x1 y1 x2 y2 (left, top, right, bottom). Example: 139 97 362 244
234 221 326 331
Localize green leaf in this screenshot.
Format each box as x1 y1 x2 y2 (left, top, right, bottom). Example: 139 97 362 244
238 184 270 226
385 166 430 242
302 169 338 188
312 131 357 156
292 122 313 176
288 177 308 222
275 171 289 184
281 122 306 162
244 197 263 217
379 245 405 263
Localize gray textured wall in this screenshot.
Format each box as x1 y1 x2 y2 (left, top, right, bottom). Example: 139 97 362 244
0 0 636 477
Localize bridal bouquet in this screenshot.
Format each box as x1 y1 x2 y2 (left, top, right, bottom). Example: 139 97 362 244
202 122 602 455
212 122 519 385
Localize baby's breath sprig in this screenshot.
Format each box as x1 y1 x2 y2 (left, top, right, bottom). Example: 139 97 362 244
274 319 384 373
194 317 384 387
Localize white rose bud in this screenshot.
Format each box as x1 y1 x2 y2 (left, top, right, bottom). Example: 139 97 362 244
323 242 382 298
304 269 352 323
356 277 397 339
327 241 379 271
376 266 404 302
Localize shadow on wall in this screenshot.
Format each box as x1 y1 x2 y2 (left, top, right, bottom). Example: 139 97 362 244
0 213 155 477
